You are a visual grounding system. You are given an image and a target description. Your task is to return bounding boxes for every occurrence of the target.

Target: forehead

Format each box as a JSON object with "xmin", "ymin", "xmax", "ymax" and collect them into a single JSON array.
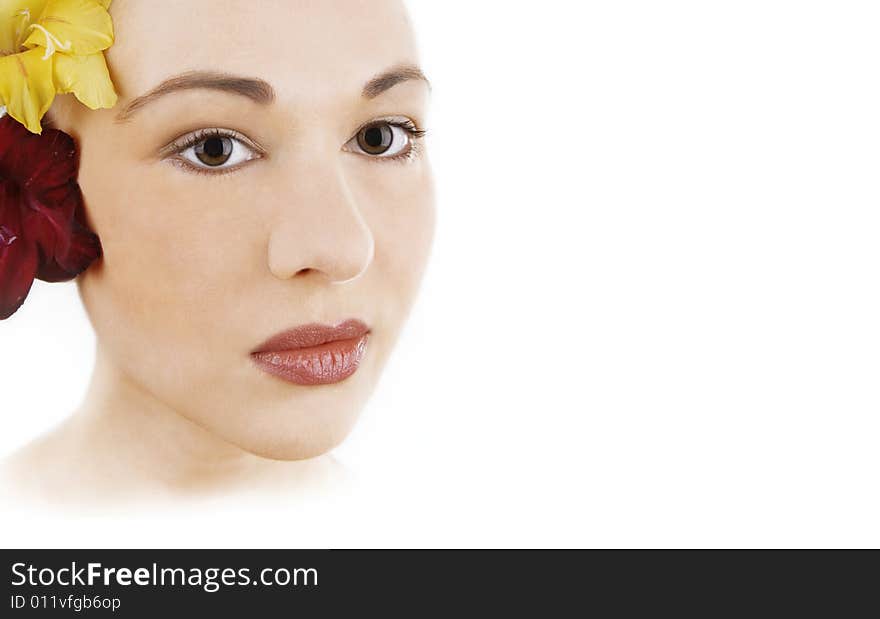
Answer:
[{"xmin": 106, "ymin": 0, "xmax": 417, "ymax": 102}]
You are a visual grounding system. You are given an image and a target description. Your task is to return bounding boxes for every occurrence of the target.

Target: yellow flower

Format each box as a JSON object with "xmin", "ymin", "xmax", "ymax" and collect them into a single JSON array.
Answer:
[
  {"xmin": 0, "ymin": 46, "xmax": 55, "ymax": 133},
  {"xmin": 0, "ymin": 0, "xmax": 116, "ymax": 134}
]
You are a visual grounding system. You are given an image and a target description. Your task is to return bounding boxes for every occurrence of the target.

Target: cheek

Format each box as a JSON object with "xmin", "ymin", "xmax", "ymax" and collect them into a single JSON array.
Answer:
[
  {"xmin": 360, "ymin": 160, "xmax": 436, "ymax": 303},
  {"xmin": 77, "ymin": 157, "xmax": 265, "ymax": 356}
]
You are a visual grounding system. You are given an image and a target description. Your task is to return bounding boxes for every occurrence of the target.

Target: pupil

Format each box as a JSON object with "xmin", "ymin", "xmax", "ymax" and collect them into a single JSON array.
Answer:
[
  {"xmin": 358, "ymin": 123, "xmax": 393, "ymax": 154},
  {"xmin": 365, "ymin": 127, "xmax": 384, "ymax": 148},
  {"xmin": 195, "ymin": 136, "xmax": 233, "ymax": 166},
  {"xmin": 203, "ymin": 137, "xmax": 225, "ymax": 158}
]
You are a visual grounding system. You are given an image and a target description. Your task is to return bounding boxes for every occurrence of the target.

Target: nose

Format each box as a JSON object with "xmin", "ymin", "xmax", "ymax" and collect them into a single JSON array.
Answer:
[{"xmin": 267, "ymin": 159, "xmax": 374, "ymax": 284}]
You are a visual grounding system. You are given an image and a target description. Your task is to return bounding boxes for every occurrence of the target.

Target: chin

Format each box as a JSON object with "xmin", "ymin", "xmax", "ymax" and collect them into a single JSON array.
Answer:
[
  {"xmin": 222, "ymin": 418, "xmax": 357, "ymax": 462},
  {"xmin": 244, "ymin": 439, "xmax": 344, "ymax": 462}
]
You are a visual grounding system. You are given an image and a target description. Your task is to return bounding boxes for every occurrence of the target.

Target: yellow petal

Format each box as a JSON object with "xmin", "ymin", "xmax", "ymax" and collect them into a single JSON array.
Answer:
[
  {"xmin": 0, "ymin": 0, "xmax": 48, "ymax": 53},
  {"xmin": 0, "ymin": 48, "xmax": 55, "ymax": 133},
  {"xmin": 53, "ymin": 50, "xmax": 116, "ymax": 109},
  {"xmin": 22, "ymin": 0, "xmax": 113, "ymax": 56}
]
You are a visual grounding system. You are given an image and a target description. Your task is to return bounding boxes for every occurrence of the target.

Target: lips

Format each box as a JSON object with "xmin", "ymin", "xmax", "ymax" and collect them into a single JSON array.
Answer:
[{"xmin": 250, "ymin": 319, "xmax": 370, "ymax": 386}]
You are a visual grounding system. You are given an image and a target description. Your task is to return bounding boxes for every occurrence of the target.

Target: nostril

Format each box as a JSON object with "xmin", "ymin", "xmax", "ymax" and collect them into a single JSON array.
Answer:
[{"xmin": 295, "ymin": 267, "xmax": 316, "ymax": 277}]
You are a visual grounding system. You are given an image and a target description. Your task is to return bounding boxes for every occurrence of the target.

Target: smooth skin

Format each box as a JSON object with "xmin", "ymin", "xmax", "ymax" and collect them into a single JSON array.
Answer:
[{"xmin": 3, "ymin": 0, "xmax": 435, "ymax": 502}]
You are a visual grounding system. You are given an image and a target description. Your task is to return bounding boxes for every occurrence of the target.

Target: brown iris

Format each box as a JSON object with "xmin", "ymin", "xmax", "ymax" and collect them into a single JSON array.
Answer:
[
  {"xmin": 195, "ymin": 136, "xmax": 233, "ymax": 166},
  {"xmin": 356, "ymin": 122, "xmax": 395, "ymax": 155}
]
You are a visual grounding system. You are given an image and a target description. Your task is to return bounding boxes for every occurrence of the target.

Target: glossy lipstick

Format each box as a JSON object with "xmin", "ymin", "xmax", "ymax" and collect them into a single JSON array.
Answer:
[{"xmin": 250, "ymin": 319, "xmax": 370, "ymax": 386}]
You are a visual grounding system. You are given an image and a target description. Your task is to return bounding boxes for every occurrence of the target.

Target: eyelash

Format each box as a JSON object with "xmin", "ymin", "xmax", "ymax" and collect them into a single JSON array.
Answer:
[{"xmin": 163, "ymin": 118, "xmax": 428, "ymax": 177}]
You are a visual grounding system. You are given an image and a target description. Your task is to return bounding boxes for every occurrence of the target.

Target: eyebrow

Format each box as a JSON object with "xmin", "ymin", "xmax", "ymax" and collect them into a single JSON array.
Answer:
[
  {"xmin": 362, "ymin": 64, "xmax": 431, "ymax": 99},
  {"xmin": 115, "ymin": 64, "xmax": 430, "ymax": 122},
  {"xmin": 116, "ymin": 71, "xmax": 275, "ymax": 122}
]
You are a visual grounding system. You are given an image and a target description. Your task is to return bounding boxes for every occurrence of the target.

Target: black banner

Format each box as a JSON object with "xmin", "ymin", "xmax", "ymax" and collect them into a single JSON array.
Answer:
[{"xmin": 0, "ymin": 549, "xmax": 875, "ymax": 615}]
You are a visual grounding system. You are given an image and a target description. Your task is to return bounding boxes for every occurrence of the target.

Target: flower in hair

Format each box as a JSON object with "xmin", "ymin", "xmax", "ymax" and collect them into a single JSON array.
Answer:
[
  {"xmin": 0, "ymin": 112, "xmax": 101, "ymax": 319},
  {"xmin": 0, "ymin": 0, "xmax": 117, "ymax": 134}
]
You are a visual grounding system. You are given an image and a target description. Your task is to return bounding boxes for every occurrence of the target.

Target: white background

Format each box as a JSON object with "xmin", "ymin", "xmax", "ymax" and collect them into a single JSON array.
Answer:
[{"xmin": 2, "ymin": 1, "xmax": 879, "ymax": 547}]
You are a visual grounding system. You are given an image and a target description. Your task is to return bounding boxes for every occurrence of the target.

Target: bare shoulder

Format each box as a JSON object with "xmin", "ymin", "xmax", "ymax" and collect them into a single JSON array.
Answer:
[{"xmin": 0, "ymin": 419, "xmax": 96, "ymax": 505}]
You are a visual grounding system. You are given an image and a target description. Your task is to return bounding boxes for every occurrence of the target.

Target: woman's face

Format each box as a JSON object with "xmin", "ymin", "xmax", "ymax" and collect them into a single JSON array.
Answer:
[{"xmin": 54, "ymin": 0, "xmax": 434, "ymax": 459}]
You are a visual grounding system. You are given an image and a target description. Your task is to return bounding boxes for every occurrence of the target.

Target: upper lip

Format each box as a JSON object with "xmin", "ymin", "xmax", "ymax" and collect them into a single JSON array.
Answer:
[{"xmin": 251, "ymin": 318, "xmax": 370, "ymax": 354}]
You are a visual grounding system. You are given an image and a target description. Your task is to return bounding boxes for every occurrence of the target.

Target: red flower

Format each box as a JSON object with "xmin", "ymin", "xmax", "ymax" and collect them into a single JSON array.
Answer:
[{"xmin": 0, "ymin": 114, "xmax": 101, "ymax": 320}]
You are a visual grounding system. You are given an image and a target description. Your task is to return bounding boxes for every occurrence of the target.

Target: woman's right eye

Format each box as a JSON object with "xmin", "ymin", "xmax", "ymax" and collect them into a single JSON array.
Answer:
[
  {"xmin": 179, "ymin": 135, "xmax": 259, "ymax": 171},
  {"xmin": 164, "ymin": 129, "xmax": 263, "ymax": 174}
]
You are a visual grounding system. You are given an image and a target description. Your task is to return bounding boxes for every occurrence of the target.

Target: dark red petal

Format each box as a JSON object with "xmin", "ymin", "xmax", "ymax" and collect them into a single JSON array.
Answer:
[
  {"xmin": 0, "ymin": 116, "xmax": 79, "ymax": 191},
  {"xmin": 0, "ymin": 180, "xmax": 39, "ymax": 320},
  {"xmin": 25, "ymin": 182, "xmax": 102, "ymax": 282},
  {"xmin": 36, "ymin": 216, "xmax": 102, "ymax": 282},
  {"xmin": 0, "ymin": 115, "xmax": 101, "ymax": 300},
  {"xmin": 21, "ymin": 181, "xmax": 80, "ymax": 266},
  {"xmin": 41, "ymin": 184, "xmax": 102, "ymax": 280}
]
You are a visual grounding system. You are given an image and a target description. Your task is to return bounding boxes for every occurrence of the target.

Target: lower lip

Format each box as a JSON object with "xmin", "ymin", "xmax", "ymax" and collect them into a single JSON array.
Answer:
[{"xmin": 250, "ymin": 333, "xmax": 369, "ymax": 386}]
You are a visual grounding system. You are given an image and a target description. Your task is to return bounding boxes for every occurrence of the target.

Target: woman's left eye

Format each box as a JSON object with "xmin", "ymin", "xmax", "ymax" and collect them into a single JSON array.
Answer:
[
  {"xmin": 170, "ymin": 131, "xmax": 261, "ymax": 172},
  {"xmin": 343, "ymin": 119, "xmax": 424, "ymax": 159}
]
